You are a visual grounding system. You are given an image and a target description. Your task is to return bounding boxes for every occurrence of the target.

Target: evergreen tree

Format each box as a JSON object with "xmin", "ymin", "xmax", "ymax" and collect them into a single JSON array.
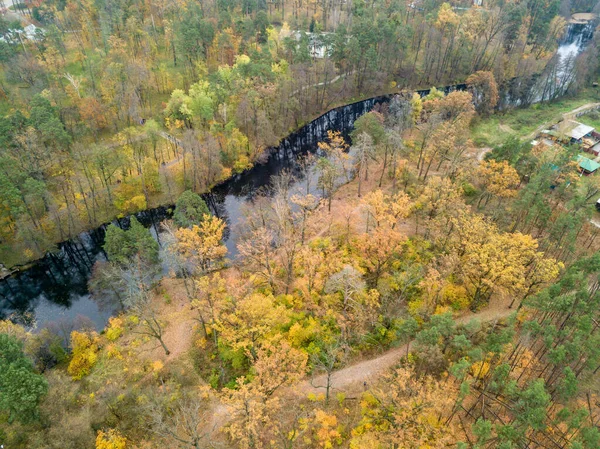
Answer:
[
  {"xmin": 173, "ymin": 190, "xmax": 210, "ymax": 228},
  {"xmin": 104, "ymin": 216, "xmax": 159, "ymax": 267},
  {"xmin": 0, "ymin": 334, "xmax": 47, "ymax": 423}
]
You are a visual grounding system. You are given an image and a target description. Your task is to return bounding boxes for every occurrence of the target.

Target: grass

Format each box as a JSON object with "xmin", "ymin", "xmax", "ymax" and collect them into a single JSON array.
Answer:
[
  {"xmin": 575, "ymin": 109, "xmax": 600, "ymax": 130},
  {"xmin": 0, "ymin": 98, "xmax": 11, "ymax": 116},
  {"xmin": 470, "ymin": 88, "xmax": 600, "ymax": 148}
]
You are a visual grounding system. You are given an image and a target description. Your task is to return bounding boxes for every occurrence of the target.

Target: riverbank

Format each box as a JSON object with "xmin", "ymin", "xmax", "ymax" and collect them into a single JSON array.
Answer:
[
  {"xmin": 1, "ymin": 80, "xmax": 585, "ymax": 272},
  {"xmin": 1, "ymin": 85, "xmax": 597, "ymax": 324},
  {"xmin": 0, "ymin": 77, "xmax": 453, "ymax": 270},
  {"xmin": 0, "ymin": 93, "xmax": 389, "ymax": 327},
  {"xmin": 3, "ymin": 11, "xmax": 595, "ymax": 270}
]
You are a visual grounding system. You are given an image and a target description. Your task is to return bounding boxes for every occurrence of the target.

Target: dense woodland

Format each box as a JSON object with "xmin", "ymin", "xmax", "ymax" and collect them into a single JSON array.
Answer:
[
  {"xmin": 3, "ymin": 0, "xmax": 600, "ymax": 448},
  {"xmin": 0, "ymin": 0, "xmax": 597, "ymax": 266}
]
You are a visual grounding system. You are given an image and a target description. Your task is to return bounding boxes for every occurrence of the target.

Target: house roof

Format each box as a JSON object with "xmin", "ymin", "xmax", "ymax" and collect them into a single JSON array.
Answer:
[
  {"xmin": 558, "ymin": 120, "xmax": 595, "ymax": 140},
  {"xmin": 571, "ymin": 124, "xmax": 595, "ymax": 140},
  {"xmin": 577, "ymin": 155, "xmax": 600, "ymax": 173}
]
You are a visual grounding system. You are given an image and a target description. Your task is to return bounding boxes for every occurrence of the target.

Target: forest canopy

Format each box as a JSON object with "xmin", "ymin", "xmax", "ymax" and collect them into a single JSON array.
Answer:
[
  {"xmin": 0, "ymin": 0, "xmax": 590, "ymax": 266},
  {"xmin": 2, "ymin": 0, "xmax": 600, "ymax": 448}
]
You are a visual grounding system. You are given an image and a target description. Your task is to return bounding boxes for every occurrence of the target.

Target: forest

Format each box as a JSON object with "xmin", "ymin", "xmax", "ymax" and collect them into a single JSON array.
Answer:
[
  {"xmin": 0, "ymin": 0, "xmax": 592, "ymax": 266},
  {"xmin": 2, "ymin": 0, "xmax": 600, "ymax": 448}
]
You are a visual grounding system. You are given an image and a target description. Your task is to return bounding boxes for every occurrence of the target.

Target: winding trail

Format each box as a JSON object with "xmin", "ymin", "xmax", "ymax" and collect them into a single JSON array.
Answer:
[
  {"xmin": 302, "ymin": 306, "xmax": 515, "ymax": 396},
  {"xmin": 204, "ymin": 305, "xmax": 516, "ymax": 436},
  {"xmin": 290, "ymin": 71, "xmax": 354, "ymax": 96}
]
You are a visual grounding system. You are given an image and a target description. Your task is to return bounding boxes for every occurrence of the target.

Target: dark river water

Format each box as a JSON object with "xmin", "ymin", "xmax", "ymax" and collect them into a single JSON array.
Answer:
[
  {"xmin": 0, "ymin": 95, "xmax": 391, "ymax": 330},
  {"xmin": 0, "ymin": 19, "xmax": 595, "ymax": 331}
]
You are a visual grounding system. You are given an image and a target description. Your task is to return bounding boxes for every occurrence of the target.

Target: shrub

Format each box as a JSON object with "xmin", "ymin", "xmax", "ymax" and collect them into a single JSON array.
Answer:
[
  {"xmin": 105, "ymin": 317, "xmax": 124, "ymax": 342},
  {"xmin": 473, "ymin": 136, "xmax": 489, "ymax": 147}
]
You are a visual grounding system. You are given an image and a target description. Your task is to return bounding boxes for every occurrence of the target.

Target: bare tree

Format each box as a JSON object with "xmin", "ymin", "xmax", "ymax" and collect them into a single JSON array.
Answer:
[
  {"xmin": 271, "ymin": 172, "xmax": 302, "ymax": 294},
  {"xmin": 309, "ymin": 338, "xmax": 348, "ymax": 405},
  {"xmin": 117, "ymin": 260, "xmax": 171, "ymax": 356},
  {"xmin": 146, "ymin": 392, "xmax": 213, "ymax": 449},
  {"xmin": 352, "ymin": 132, "xmax": 375, "ymax": 197},
  {"xmin": 325, "ymin": 265, "xmax": 367, "ymax": 316}
]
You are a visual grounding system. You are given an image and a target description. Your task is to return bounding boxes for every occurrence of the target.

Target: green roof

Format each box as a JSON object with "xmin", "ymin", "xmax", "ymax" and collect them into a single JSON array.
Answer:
[{"xmin": 577, "ymin": 155, "xmax": 600, "ymax": 173}]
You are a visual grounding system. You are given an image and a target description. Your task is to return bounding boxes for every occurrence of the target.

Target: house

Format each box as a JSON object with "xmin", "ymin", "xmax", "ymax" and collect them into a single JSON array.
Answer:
[
  {"xmin": 0, "ymin": 23, "xmax": 42, "ymax": 43},
  {"xmin": 555, "ymin": 120, "xmax": 595, "ymax": 144},
  {"xmin": 587, "ymin": 142, "xmax": 600, "ymax": 157},
  {"xmin": 577, "ymin": 155, "xmax": 600, "ymax": 175}
]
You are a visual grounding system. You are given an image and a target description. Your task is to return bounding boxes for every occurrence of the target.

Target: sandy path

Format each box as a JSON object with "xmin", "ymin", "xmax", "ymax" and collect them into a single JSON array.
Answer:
[
  {"xmin": 202, "ymin": 304, "xmax": 516, "ymax": 438},
  {"xmin": 476, "ymin": 147, "xmax": 492, "ymax": 161},
  {"xmin": 301, "ymin": 306, "xmax": 515, "ymax": 396}
]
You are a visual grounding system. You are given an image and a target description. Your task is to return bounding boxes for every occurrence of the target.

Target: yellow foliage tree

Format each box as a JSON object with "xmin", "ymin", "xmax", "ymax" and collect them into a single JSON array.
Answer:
[
  {"xmin": 222, "ymin": 342, "xmax": 307, "ymax": 449},
  {"xmin": 361, "ymin": 189, "xmax": 411, "ymax": 230},
  {"xmin": 477, "ymin": 159, "xmax": 520, "ymax": 207},
  {"xmin": 355, "ymin": 226, "xmax": 406, "ymax": 286},
  {"xmin": 295, "ymin": 238, "xmax": 344, "ymax": 299},
  {"xmin": 68, "ymin": 331, "xmax": 100, "ymax": 380},
  {"xmin": 192, "ymin": 272, "xmax": 229, "ymax": 345},
  {"xmin": 105, "ymin": 316, "xmax": 124, "ymax": 341},
  {"xmin": 96, "ymin": 429, "xmax": 127, "ymax": 449},
  {"xmin": 414, "ymin": 176, "xmax": 468, "ymax": 239},
  {"xmin": 357, "ymin": 190, "xmax": 411, "ymax": 285},
  {"xmin": 174, "ymin": 214, "xmax": 227, "ymax": 273},
  {"xmin": 350, "ymin": 367, "xmax": 458, "ymax": 448},
  {"xmin": 466, "ymin": 71, "xmax": 499, "ymax": 115},
  {"xmin": 312, "ymin": 409, "xmax": 342, "ymax": 449},
  {"xmin": 216, "ymin": 292, "xmax": 289, "ymax": 360},
  {"xmin": 318, "ymin": 130, "xmax": 351, "ymax": 181},
  {"xmin": 459, "ymin": 228, "xmax": 557, "ymax": 307}
]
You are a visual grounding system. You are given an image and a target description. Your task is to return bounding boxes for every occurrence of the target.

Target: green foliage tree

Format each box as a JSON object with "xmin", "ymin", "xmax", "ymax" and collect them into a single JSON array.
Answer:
[
  {"xmin": 0, "ymin": 333, "xmax": 48, "ymax": 423},
  {"xmin": 173, "ymin": 190, "xmax": 210, "ymax": 228},
  {"xmin": 351, "ymin": 111, "xmax": 386, "ymax": 145},
  {"xmin": 103, "ymin": 216, "xmax": 159, "ymax": 267}
]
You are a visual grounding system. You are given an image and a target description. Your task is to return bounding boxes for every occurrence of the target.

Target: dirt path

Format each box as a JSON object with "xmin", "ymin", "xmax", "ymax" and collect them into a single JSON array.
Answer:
[
  {"xmin": 564, "ymin": 102, "xmax": 600, "ymax": 118},
  {"xmin": 476, "ymin": 147, "xmax": 492, "ymax": 161},
  {"xmin": 301, "ymin": 306, "xmax": 515, "ymax": 396},
  {"xmin": 290, "ymin": 71, "xmax": 354, "ymax": 96},
  {"xmin": 202, "ymin": 304, "xmax": 516, "ymax": 437}
]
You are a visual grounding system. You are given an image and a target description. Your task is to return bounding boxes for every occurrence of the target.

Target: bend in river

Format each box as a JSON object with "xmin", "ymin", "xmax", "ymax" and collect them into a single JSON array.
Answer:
[
  {"xmin": 0, "ymin": 18, "xmax": 595, "ymax": 331},
  {"xmin": 0, "ymin": 95, "xmax": 389, "ymax": 330}
]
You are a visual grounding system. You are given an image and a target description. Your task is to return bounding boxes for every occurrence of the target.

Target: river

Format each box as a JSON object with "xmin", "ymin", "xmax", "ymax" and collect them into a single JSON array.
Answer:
[
  {"xmin": 498, "ymin": 19, "xmax": 596, "ymax": 108},
  {"xmin": 0, "ymin": 18, "xmax": 596, "ymax": 331},
  {"xmin": 0, "ymin": 96, "xmax": 390, "ymax": 330}
]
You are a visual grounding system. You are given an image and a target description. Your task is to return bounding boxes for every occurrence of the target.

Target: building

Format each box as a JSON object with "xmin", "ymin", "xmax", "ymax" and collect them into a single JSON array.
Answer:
[
  {"xmin": 588, "ymin": 142, "xmax": 600, "ymax": 157},
  {"xmin": 556, "ymin": 120, "xmax": 595, "ymax": 143},
  {"xmin": 577, "ymin": 155, "xmax": 600, "ymax": 175}
]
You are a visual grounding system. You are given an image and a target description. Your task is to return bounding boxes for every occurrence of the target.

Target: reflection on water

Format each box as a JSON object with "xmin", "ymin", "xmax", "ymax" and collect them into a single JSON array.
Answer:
[
  {"xmin": 1, "ymin": 19, "xmax": 596, "ymax": 330},
  {"xmin": 0, "ymin": 96, "xmax": 388, "ymax": 330},
  {"xmin": 499, "ymin": 21, "xmax": 596, "ymax": 108}
]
